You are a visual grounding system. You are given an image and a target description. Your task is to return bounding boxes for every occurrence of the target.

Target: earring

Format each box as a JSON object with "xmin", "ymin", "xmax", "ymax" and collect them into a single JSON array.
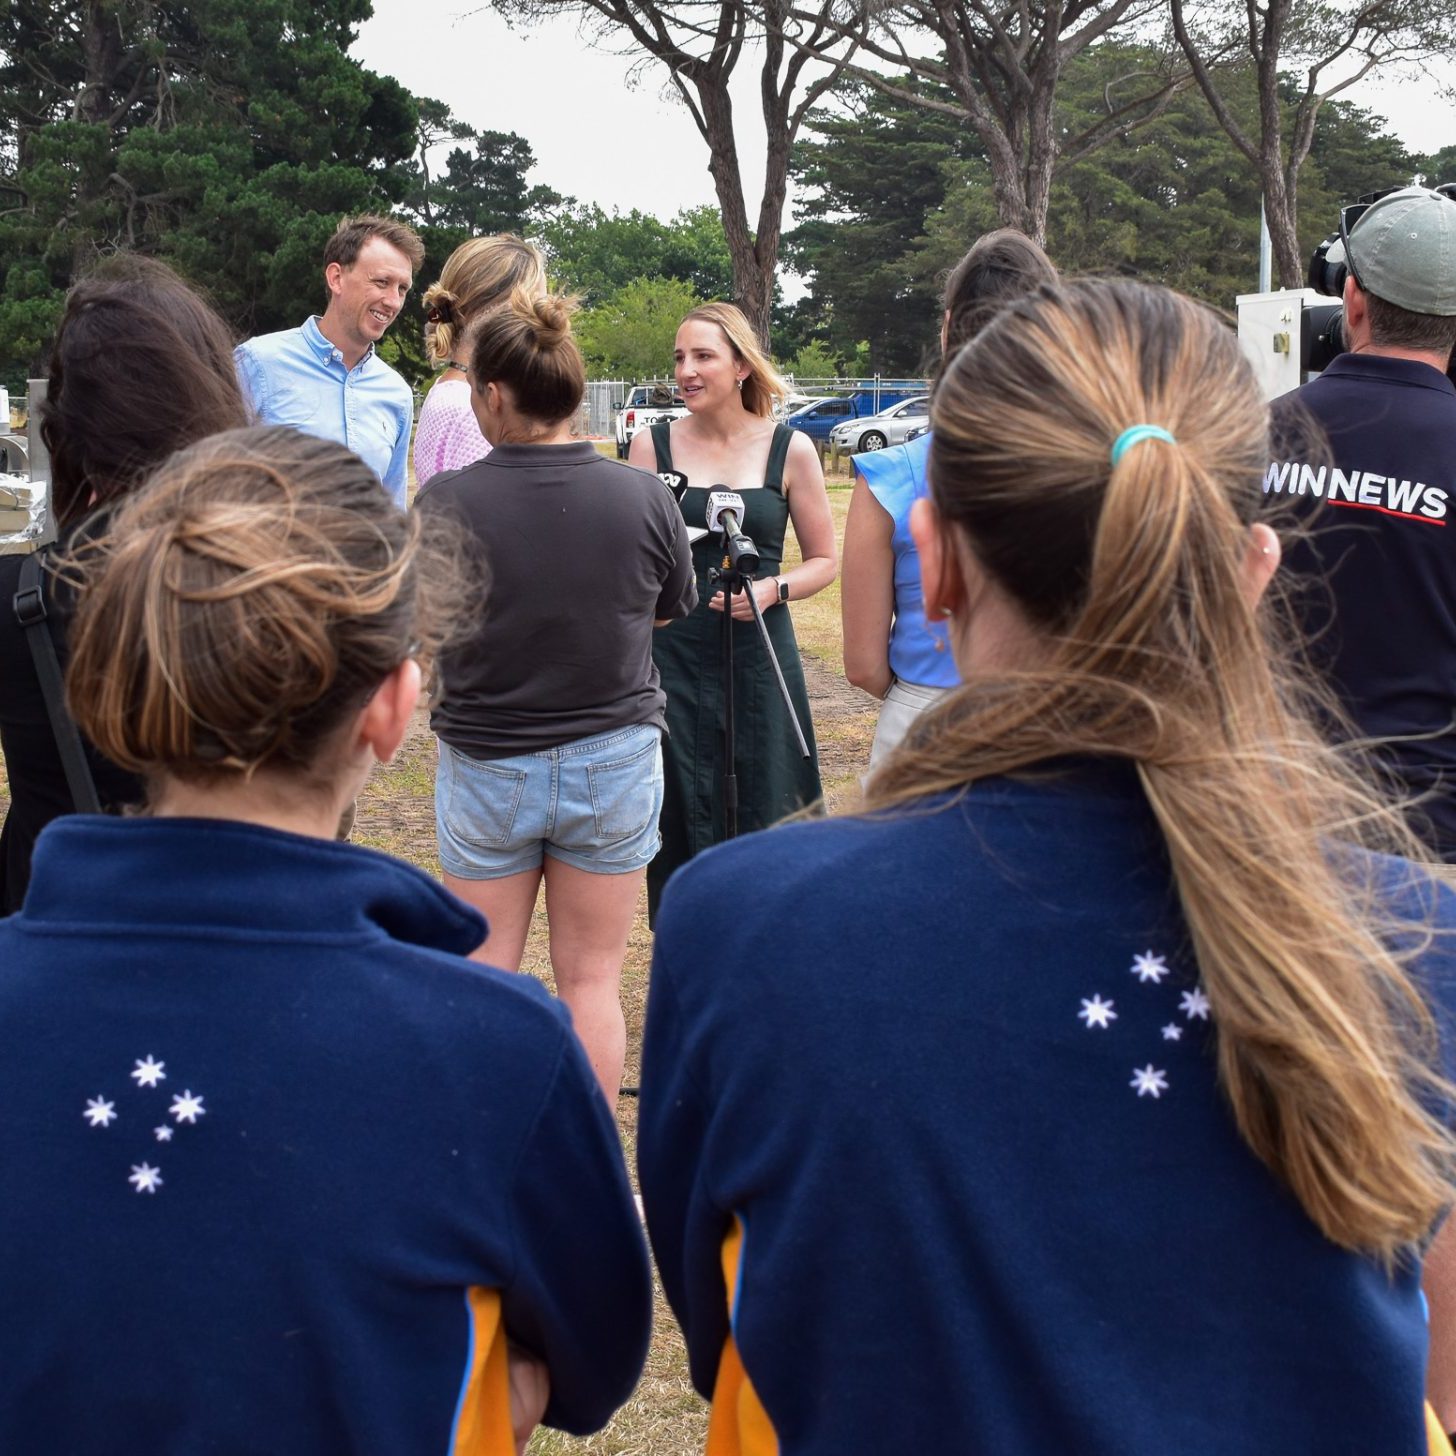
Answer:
[{"xmin": 736, "ymin": 378, "xmax": 744, "ymax": 391}]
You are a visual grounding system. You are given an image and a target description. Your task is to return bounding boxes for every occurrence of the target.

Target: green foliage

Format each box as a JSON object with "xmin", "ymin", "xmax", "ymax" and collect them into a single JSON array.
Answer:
[
  {"xmin": 784, "ymin": 77, "xmax": 980, "ymax": 374},
  {"xmin": 786, "ymin": 41, "xmax": 1432, "ymax": 367},
  {"xmin": 0, "ymin": 0, "xmax": 422, "ymax": 380},
  {"xmin": 541, "ymin": 204, "xmax": 734, "ymax": 307},
  {"xmin": 422, "ymin": 132, "xmax": 562, "ymax": 234},
  {"xmin": 1418, "ymin": 146, "xmax": 1456, "ymax": 187},
  {"xmin": 574, "ymin": 276, "xmax": 702, "ymax": 379},
  {"xmin": 389, "ymin": 112, "xmax": 561, "ymax": 387},
  {"xmin": 783, "ymin": 340, "xmax": 846, "ymax": 380}
]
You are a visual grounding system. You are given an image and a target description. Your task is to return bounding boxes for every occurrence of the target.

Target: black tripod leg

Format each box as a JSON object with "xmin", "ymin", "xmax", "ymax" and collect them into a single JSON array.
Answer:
[
  {"xmin": 745, "ymin": 584, "xmax": 811, "ymax": 759},
  {"xmin": 717, "ymin": 571, "xmax": 739, "ymax": 838}
]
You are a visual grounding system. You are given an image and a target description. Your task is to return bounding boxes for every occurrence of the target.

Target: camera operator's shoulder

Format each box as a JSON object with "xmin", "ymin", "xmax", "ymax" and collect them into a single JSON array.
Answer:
[{"xmin": 1267, "ymin": 385, "xmax": 1333, "ymax": 465}]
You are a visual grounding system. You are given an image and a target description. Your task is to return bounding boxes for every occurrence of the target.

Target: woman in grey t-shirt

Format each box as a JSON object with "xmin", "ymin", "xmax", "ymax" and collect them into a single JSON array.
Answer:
[{"xmin": 416, "ymin": 289, "xmax": 695, "ymax": 1098}]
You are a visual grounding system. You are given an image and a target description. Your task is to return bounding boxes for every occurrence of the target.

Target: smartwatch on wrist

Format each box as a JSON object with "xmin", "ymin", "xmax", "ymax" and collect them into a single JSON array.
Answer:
[{"xmin": 776, "ymin": 577, "xmax": 790, "ymax": 606}]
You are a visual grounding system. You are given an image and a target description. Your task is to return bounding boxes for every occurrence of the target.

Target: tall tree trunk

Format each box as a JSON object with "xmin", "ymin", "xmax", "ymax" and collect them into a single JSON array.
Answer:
[
  {"xmin": 1262, "ymin": 163, "xmax": 1303, "ymax": 288},
  {"xmin": 699, "ymin": 76, "xmax": 775, "ymax": 345}
]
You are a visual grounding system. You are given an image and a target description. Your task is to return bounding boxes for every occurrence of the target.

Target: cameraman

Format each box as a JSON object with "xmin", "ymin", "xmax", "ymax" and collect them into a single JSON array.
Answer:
[{"xmin": 1269, "ymin": 185, "xmax": 1456, "ymax": 859}]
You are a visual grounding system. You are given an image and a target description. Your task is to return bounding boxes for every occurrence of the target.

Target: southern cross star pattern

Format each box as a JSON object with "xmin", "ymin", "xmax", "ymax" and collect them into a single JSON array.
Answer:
[
  {"xmin": 1075, "ymin": 948, "xmax": 1212, "ymax": 1099},
  {"xmin": 131, "ymin": 1055, "xmax": 166, "ymax": 1087},
  {"xmin": 80, "ymin": 1055, "xmax": 206, "ymax": 1194}
]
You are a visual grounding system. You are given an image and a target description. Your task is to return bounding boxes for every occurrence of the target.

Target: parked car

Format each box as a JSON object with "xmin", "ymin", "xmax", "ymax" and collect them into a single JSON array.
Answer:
[
  {"xmin": 786, "ymin": 390, "xmax": 924, "ymax": 447},
  {"xmin": 613, "ymin": 384, "xmax": 689, "ymax": 459},
  {"xmin": 828, "ymin": 395, "xmax": 931, "ymax": 454}
]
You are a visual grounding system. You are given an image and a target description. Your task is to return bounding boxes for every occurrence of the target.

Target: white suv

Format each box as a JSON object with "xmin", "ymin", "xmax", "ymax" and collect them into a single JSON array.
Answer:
[{"xmin": 613, "ymin": 385, "xmax": 689, "ymax": 459}]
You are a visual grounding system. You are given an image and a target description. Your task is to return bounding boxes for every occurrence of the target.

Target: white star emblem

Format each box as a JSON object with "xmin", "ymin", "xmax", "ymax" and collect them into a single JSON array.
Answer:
[
  {"xmin": 84, "ymin": 1096, "xmax": 117, "ymax": 1128},
  {"xmin": 1179, "ymin": 988, "xmax": 1211, "ymax": 1020},
  {"xmin": 168, "ymin": 1090, "xmax": 205, "ymax": 1124},
  {"xmin": 1130, "ymin": 951, "xmax": 1169, "ymax": 983},
  {"xmin": 1161, "ymin": 1023, "xmax": 1183, "ymax": 1041},
  {"xmin": 128, "ymin": 1163, "xmax": 163, "ymax": 1195},
  {"xmin": 1078, "ymin": 994, "xmax": 1117, "ymax": 1029},
  {"xmin": 131, "ymin": 1056, "xmax": 166, "ymax": 1088},
  {"xmin": 154, "ymin": 1126, "xmax": 174, "ymax": 1142},
  {"xmin": 1130, "ymin": 1065, "xmax": 1169, "ymax": 1098}
]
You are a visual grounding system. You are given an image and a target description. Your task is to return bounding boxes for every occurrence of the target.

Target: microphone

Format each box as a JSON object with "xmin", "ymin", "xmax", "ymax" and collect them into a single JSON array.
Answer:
[
  {"xmin": 706, "ymin": 489, "xmax": 759, "ymax": 575},
  {"xmin": 705, "ymin": 489, "xmax": 744, "ymax": 535},
  {"xmin": 657, "ymin": 470, "xmax": 689, "ymax": 503}
]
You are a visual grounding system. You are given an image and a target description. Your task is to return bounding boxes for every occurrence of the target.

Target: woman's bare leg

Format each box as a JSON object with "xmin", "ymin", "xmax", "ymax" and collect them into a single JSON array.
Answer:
[
  {"xmin": 443, "ymin": 868, "xmax": 543, "ymax": 973},
  {"xmin": 541, "ymin": 859, "xmax": 642, "ymax": 1099}
]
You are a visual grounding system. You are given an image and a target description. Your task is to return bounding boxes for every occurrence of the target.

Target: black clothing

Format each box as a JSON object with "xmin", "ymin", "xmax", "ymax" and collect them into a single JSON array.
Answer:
[
  {"xmin": 1269, "ymin": 353, "xmax": 1456, "ymax": 855},
  {"xmin": 646, "ymin": 422, "xmax": 821, "ymax": 921},
  {"xmin": 0, "ymin": 541, "xmax": 143, "ymax": 915},
  {"xmin": 416, "ymin": 441, "xmax": 696, "ymax": 760}
]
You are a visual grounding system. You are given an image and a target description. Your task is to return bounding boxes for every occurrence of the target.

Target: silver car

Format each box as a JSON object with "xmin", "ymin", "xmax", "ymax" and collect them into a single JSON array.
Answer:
[{"xmin": 829, "ymin": 395, "xmax": 931, "ymax": 454}]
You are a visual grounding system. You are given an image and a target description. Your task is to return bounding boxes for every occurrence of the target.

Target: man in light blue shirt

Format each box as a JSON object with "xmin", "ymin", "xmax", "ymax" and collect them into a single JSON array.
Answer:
[{"xmin": 235, "ymin": 215, "xmax": 423, "ymax": 507}]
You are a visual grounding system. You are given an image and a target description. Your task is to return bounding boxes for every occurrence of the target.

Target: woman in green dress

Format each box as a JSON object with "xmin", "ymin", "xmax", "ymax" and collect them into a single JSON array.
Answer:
[{"xmin": 629, "ymin": 303, "xmax": 837, "ymax": 920}]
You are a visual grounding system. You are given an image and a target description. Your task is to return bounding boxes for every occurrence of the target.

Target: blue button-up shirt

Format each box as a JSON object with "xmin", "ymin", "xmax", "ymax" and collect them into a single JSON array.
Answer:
[{"xmin": 234, "ymin": 317, "xmax": 414, "ymax": 507}]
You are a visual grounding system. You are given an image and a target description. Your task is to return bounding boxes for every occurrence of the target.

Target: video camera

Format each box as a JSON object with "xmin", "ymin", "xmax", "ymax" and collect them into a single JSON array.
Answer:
[{"xmin": 1236, "ymin": 183, "xmax": 1456, "ymax": 400}]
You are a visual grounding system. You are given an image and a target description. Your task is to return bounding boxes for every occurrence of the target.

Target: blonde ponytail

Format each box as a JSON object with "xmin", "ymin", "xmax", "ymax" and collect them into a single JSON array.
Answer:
[{"xmin": 864, "ymin": 279, "xmax": 1455, "ymax": 1258}]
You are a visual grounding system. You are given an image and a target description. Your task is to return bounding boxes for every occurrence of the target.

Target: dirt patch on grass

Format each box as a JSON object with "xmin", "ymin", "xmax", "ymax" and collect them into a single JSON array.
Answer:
[{"xmin": 803, "ymin": 649, "xmax": 877, "ymax": 807}]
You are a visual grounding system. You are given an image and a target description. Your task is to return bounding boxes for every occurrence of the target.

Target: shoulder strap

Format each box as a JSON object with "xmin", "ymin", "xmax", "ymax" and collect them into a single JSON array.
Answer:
[
  {"xmin": 14, "ymin": 552, "xmax": 102, "ymax": 814},
  {"xmin": 649, "ymin": 422, "xmax": 674, "ymax": 473},
  {"xmin": 764, "ymin": 423, "xmax": 793, "ymax": 493}
]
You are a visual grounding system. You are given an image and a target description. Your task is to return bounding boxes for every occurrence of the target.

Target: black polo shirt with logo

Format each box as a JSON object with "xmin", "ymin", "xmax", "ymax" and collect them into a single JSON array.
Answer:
[{"xmin": 1268, "ymin": 353, "xmax": 1456, "ymax": 855}]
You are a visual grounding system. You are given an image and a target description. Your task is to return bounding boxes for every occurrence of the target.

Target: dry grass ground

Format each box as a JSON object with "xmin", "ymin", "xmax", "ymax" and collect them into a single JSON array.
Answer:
[{"xmin": 0, "ymin": 466, "xmax": 878, "ymax": 1453}]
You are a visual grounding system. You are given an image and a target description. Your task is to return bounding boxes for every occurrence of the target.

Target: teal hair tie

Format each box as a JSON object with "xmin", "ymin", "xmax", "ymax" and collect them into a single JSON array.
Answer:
[{"xmin": 1110, "ymin": 424, "xmax": 1175, "ymax": 465}]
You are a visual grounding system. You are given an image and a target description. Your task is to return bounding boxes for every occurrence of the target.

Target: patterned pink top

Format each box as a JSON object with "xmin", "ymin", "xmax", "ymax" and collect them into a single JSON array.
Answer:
[{"xmin": 412, "ymin": 379, "xmax": 490, "ymax": 489}]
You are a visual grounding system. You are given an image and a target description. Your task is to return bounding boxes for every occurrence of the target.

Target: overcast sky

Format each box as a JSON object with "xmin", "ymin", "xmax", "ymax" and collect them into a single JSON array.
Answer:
[{"xmin": 352, "ymin": 2, "xmax": 1454, "ymax": 229}]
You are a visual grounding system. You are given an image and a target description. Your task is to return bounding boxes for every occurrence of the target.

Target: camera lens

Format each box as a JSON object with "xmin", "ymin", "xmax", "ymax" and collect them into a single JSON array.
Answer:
[
  {"xmin": 1304, "ymin": 303, "xmax": 1345, "ymax": 372},
  {"xmin": 1307, "ymin": 233, "xmax": 1348, "ymax": 298}
]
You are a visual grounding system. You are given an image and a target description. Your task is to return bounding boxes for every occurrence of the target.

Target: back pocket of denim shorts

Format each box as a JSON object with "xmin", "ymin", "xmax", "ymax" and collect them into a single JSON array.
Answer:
[
  {"xmin": 443, "ymin": 749, "xmax": 529, "ymax": 849},
  {"xmin": 587, "ymin": 735, "xmax": 661, "ymax": 841}
]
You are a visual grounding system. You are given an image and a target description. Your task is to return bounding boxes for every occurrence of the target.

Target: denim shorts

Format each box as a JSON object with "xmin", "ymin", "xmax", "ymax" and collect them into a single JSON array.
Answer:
[{"xmin": 436, "ymin": 723, "xmax": 664, "ymax": 879}]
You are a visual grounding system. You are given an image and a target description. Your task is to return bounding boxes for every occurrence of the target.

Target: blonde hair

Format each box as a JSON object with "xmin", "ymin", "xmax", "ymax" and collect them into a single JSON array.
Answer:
[
  {"xmin": 469, "ymin": 287, "xmax": 585, "ymax": 426},
  {"xmin": 680, "ymin": 302, "xmax": 788, "ymax": 418},
  {"xmin": 422, "ymin": 234, "xmax": 547, "ymax": 368},
  {"xmin": 866, "ymin": 278, "xmax": 1455, "ymax": 1259},
  {"xmin": 66, "ymin": 426, "xmax": 454, "ymax": 793}
]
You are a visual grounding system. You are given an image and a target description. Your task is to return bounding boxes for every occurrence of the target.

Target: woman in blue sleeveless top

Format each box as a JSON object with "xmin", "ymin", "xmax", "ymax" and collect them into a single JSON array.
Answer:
[{"xmin": 843, "ymin": 230, "xmax": 1056, "ymax": 766}]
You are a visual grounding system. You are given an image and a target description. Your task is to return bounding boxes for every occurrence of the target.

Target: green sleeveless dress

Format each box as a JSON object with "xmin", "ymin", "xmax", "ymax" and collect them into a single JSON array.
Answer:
[{"xmin": 648, "ymin": 422, "xmax": 822, "ymax": 921}]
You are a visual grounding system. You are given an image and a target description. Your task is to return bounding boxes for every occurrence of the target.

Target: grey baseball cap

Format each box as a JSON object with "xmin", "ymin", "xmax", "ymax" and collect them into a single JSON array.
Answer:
[{"xmin": 1347, "ymin": 185, "xmax": 1456, "ymax": 316}]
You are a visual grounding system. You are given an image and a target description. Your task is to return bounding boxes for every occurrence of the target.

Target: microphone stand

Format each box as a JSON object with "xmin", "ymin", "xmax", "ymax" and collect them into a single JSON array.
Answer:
[
  {"xmin": 710, "ymin": 530, "xmax": 811, "ymax": 841},
  {"xmin": 619, "ymin": 499, "xmax": 812, "ymax": 1105}
]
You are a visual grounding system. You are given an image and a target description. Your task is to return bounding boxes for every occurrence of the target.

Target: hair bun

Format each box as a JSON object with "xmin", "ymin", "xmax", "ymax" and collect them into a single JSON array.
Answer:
[{"xmin": 514, "ymin": 287, "xmax": 575, "ymax": 349}]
